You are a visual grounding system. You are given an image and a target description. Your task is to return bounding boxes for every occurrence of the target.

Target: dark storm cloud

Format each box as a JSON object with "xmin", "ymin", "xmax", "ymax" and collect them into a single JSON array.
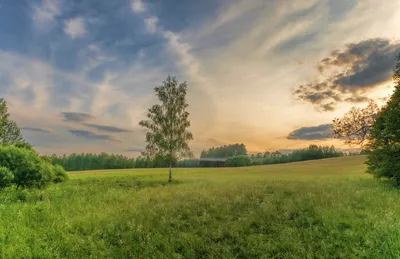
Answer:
[
  {"xmin": 287, "ymin": 124, "xmax": 333, "ymax": 140},
  {"xmin": 21, "ymin": 127, "xmax": 55, "ymax": 134},
  {"xmin": 294, "ymin": 38, "xmax": 400, "ymax": 111},
  {"xmin": 83, "ymin": 123, "xmax": 132, "ymax": 133},
  {"xmin": 69, "ymin": 129, "xmax": 121, "ymax": 142},
  {"xmin": 61, "ymin": 112, "xmax": 94, "ymax": 122}
]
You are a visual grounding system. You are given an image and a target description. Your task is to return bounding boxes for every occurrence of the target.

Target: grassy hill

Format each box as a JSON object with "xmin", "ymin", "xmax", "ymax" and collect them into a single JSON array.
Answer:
[{"xmin": 1, "ymin": 156, "xmax": 400, "ymax": 258}]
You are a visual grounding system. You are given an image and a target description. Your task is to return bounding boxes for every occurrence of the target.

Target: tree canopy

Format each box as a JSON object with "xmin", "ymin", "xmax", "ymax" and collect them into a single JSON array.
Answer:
[{"xmin": 139, "ymin": 76, "xmax": 193, "ymax": 181}]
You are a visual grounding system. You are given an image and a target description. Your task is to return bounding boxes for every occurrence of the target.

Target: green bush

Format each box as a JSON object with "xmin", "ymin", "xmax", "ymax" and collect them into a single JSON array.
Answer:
[
  {"xmin": 0, "ymin": 166, "xmax": 14, "ymax": 189},
  {"xmin": 0, "ymin": 145, "xmax": 66, "ymax": 189},
  {"xmin": 225, "ymin": 155, "xmax": 252, "ymax": 167},
  {"xmin": 52, "ymin": 165, "xmax": 69, "ymax": 183}
]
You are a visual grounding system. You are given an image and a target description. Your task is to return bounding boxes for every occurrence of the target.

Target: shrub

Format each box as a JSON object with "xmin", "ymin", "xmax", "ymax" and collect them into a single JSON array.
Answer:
[
  {"xmin": 0, "ymin": 166, "xmax": 14, "ymax": 189},
  {"xmin": 52, "ymin": 165, "xmax": 69, "ymax": 183},
  {"xmin": 37, "ymin": 161, "xmax": 55, "ymax": 188},
  {"xmin": 0, "ymin": 145, "xmax": 62, "ymax": 189}
]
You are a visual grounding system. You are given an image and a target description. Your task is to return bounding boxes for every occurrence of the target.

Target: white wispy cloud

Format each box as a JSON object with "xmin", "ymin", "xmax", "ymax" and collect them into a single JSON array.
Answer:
[
  {"xmin": 144, "ymin": 17, "xmax": 158, "ymax": 34},
  {"xmin": 131, "ymin": 0, "xmax": 145, "ymax": 13},
  {"xmin": 32, "ymin": 0, "xmax": 60, "ymax": 22},
  {"xmin": 64, "ymin": 18, "xmax": 87, "ymax": 39}
]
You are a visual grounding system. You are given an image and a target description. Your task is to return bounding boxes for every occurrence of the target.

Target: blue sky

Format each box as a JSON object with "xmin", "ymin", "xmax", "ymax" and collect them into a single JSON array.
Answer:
[{"xmin": 1, "ymin": 0, "xmax": 400, "ymax": 156}]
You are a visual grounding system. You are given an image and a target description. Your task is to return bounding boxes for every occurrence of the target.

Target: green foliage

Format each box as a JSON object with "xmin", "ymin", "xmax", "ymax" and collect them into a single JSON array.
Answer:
[
  {"xmin": 366, "ymin": 54, "xmax": 400, "ymax": 184},
  {"xmin": 15, "ymin": 141, "xmax": 35, "ymax": 151},
  {"xmin": 0, "ymin": 145, "xmax": 66, "ymax": 189},
  {"xmin": 0, "ymin": 166, "xmax": 14, "ymax": 189},
  {"xmin": 139, "ymin": 76, "xmax": 194, "ymax": 181},
  {"xmin": 201, "ymin": 143, "xmax": 247, "ymax": 158},
  {"xmin": 49, "ymin": 152, "xmax": 136, "ymax": 171},
  {"xmin": 225, "ymin": 155, "xmax": 252, "ymax": 167},
  {"xmin": 394, "ymin": 53, "xmax": 400, "ymax": 84},
  {"xmin": 249, "ymin": 145, "xmax": 344, "ymax": 166},
  {"xmin": 52, "ymin": 165, "xmax": 69, "ymax": 183},
  {"xmin": 0, "ymin": 98, "xmax": 25, "ymax": 145}
]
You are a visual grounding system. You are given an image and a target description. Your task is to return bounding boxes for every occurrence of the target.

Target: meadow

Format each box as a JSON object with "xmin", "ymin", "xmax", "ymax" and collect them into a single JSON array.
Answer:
[{"xmin": 0, "ymin": 156, "xmax": 400, "ymax": 258}]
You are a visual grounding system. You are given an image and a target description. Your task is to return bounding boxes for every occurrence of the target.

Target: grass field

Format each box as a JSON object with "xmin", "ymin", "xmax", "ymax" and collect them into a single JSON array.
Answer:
[{"xmin": 1, "ymin": 156, "xmax": 400, "ymax": 258}]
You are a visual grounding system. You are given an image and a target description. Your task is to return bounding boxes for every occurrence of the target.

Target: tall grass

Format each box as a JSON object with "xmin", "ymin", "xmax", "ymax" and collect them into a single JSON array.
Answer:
[{"xmin": 0, "ymin": 156, "xmax": 399, "ymax": 258}]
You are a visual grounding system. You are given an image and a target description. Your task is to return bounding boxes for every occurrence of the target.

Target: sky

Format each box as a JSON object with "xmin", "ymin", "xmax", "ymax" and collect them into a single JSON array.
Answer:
[{"xmin": 1, "ymin": 0, "xmax": 400, "ymax": 157}]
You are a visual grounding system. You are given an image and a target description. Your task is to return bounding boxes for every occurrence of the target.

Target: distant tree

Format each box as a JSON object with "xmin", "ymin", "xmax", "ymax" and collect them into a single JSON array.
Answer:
[
  {"xmin": 50, "ymin": 153, "xmax": 136, "ymax": 171},
  {"xmin": 225, "ymin": 155, "xmax": 252, "ymax": 167},
  {"xmin": 332, "ymin": 100, "xmax": 380, "ymax": 146},
  {"xmin": 0, "ymin": 98, "xmax": 25, "ymax": 145},
  {"xmin": 201, "ymin": 143, "xmax": 247, "ymax": 158},
  {"xmin": 366, "ymin": 54, "xmax": 400, "ymax": 185},
  {"xmin": 139, "ymin": 76, "xmax": 194, "ymax": 182}
]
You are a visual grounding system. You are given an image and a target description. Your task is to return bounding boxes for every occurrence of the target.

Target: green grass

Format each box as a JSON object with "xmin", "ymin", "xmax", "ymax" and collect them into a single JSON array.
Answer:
[{"xmin": 1, "ymin": 156, "xmax": 400, "ymax": 258}]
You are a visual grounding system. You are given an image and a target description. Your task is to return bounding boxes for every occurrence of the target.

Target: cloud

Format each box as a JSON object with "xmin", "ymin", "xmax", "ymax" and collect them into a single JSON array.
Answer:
[
  {"xmin": 131, "ymin": 0, "xmax": 145, "ymax": 13},
  {"xmin": 294, "ymin": 38, "xmax": 400, "ymax": 111},
  {"xmin": 61, "ymin": 112, "xmax": 94, "ymax": 122},
  {"xmin": 69, "ymin": 130, "xmax": 122, "ymax": 142},
  {"xmin": 64, "ymin": 18, "xmax": 87, "ymax": 39},
  {"xmin": 21, "ymin": 127, "xmax": 55, "ymax": 134},
  {"xmin": 83, "ymin": 123, "xmax": 133, "ymax": 133},
  {"xmin": 287, "ymin": 124, "xmax": 333, "ymax": 140},
  {"xmin": 126, "ymin": 147, "xmax": 143, "ymax": 153},
  {"xmin": 144, "ymin": 17, "xmax": 158, "ymax": 34},
  {"xmin": 32, "ymin": 0, "xmax": 60, "ymax": 23}
]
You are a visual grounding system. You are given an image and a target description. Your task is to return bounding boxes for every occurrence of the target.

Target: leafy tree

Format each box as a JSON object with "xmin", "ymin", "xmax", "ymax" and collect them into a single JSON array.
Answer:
[
  {"xmin": 366, "ymin": 54, "xmax": 400, "ymax": 184},
  {"xmin": 49, "ymin": 153, "xmax": 136, "ymax": 171},
  {"xmin": 332, "ymin": 100, "xmax": 380, "ymax": 146},
  {"xmin": 201, "ymin": 143, "xmax": 247, "ymax": 158},
  {"xmin": 0, "ymin": 145, "xmax": 57, "ymax": 189},
  {"xmin": 139, "ymin": 76, "xmax": 193, "ymax": 182},
  {"xmin": 0, "ymin": 98, "xmax": 25, "ymax": 145}
]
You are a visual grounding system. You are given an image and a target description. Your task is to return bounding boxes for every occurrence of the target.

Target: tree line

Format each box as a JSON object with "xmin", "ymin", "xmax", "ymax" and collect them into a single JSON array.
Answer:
[
  {"xmin": 178, "ymin": 144, "xmax": 346, "ymax": 168},
  {"xmin": 47, "ymin": 144, "xmax": 349, "ymax": 171},
  {"xmin": 47, "ymin": 153, "xmax": 136, "ymax": 171},
  {"xmin": 200, "ymin": 143, "xmax": 247, "ymax": 158}
]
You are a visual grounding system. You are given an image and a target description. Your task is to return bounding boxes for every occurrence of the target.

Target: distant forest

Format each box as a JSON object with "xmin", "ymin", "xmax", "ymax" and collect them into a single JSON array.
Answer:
[{"xmin": 48, "ymin": 144, "xmax": 361, "ymax": 171}]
